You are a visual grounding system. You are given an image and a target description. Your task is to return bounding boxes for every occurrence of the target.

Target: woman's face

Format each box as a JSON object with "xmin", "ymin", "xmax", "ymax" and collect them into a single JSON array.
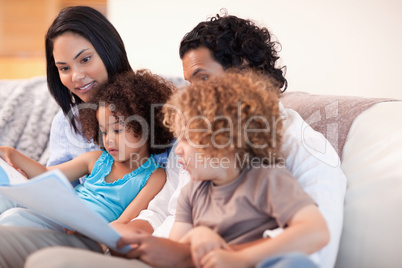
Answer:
[{"xmin": 53, "ymin": 32, "xmax": 108, "ymax": 102}]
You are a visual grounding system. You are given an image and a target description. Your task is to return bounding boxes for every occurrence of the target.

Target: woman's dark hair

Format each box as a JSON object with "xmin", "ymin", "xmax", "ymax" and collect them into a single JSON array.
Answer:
[
  {"xmin": 45, "ymin": 6, "xmax": 132, "ymax": 132},
  {"xmin": 80, "ymin": 70, "xmax": 175, "ymax": 155},
  {"xmin": 179, "ymin": 11, "xmax": 287, "ymax": 92}
]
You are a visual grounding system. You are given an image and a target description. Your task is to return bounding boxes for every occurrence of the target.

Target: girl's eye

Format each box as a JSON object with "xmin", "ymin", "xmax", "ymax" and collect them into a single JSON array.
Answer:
[{"xmin": 114, "ymin": 129, "xmax": 122, "ymax": 134}]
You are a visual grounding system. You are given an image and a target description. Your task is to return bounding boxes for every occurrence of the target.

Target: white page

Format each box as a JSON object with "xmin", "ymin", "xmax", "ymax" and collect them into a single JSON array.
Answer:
[
  {"xmin": 0, "ymin": 166, "xmax": 131, "ymax": 253},
  {"xmin": 0, "ymin": 158, "xmax": 29, "ymax": 184}
]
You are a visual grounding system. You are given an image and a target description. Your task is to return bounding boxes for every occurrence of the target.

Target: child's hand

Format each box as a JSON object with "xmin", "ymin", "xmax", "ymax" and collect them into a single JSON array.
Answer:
[
  {"xmin": 180, "ymin": 226, "xmax": 232, "ymax": 268},
  {"xmin": 0, "ymin": 146, "xmax": 14, "ymax": 167},
  {"xmin": 200, "ymin": 248, "xmax": 250, "ymax": 268}
]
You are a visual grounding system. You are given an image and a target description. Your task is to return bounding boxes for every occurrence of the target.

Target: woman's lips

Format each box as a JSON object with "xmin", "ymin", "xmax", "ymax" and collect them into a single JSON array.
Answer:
[{"xmin": 76, "ymin": 81, "xmax": 95, "ymax": 93}]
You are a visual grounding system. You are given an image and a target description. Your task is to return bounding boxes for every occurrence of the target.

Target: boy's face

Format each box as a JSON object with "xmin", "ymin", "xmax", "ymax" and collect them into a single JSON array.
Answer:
[
  {"xmin": 182, "ymin": 46, "xmax": 225, "ymax": 84},
  {"xmin": 174, "ymin": 114, "xmax": 239, "ymax": 185},
  {"xmin": 97, "ymin": 105, "xmax": 146, "ymax": 166}
]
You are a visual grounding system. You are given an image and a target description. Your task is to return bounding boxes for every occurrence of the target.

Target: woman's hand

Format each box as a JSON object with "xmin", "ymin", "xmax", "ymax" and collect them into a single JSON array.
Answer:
[{"xmin": 180, "ymin": 226, "xmax": 232, "ymax": 268}]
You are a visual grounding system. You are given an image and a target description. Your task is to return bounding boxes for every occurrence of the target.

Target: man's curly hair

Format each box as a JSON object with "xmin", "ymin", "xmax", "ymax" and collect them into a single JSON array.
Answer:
[
  {"xmin": 80, "ymin": 70, "xmax": 175, "ymax": 155},
  {"xmin": 164, "ymin": 70, "xmax": 283, "ymax": 167},
  {"xmin": 179, "ymin": 10, "xmax": 287, "ymax": 92}
]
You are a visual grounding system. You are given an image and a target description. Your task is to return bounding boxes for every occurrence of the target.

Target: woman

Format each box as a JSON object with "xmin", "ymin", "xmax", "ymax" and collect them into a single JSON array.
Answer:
[{"xmin": 45, "ymin": 5, "xmax": 133, "ymax": 168}]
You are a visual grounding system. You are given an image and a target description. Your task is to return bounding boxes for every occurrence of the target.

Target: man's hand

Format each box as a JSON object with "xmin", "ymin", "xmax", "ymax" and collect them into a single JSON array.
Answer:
[{"xmin": 117, "ymin": 232, "xmax": 194, "ymax": 268}]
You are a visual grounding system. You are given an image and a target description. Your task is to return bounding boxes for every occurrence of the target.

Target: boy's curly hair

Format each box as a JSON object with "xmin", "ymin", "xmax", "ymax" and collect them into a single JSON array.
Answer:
[
  {"xmin": 164, "ymin": 70, "xmax": 283, "ymax": 167},
  {"xmin": 80, "ymin": 70, "xmax": 175, "ymax": 155}
]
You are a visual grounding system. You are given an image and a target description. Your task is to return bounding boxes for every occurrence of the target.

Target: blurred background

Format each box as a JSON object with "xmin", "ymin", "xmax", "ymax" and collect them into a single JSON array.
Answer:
[
  {"xmin": 1, "ymin": 0, "xmax": 401, "ymax": 99},
  {"xmin": 0, "ymin": 0, "xmax": 106, "ymax": 79}
]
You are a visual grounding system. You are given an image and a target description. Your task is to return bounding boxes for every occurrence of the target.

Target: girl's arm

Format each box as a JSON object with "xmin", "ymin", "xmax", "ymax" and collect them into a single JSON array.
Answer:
[
  {"xmin": 0, "ymin": 146, "xmax": 47, "ymax": 178},
  {"xmin": 111, "ymin": 167, "xmax": 167, "ymax": 224},
  {"xmin": 202, "ymin": 204, "xmax": 329, "ymax": 268},
  {"xmin": 47, "ymin": 151, "xmax": 101, "ymax": 182},
  {"xmin": 0, "ymin": 146, "xmax": 100, "ymax": 182}
]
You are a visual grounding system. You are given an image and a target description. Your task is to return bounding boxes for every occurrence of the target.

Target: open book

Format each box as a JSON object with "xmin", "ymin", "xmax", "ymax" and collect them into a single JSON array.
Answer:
[{"xmin": 0, "ymin": 158, "xmax": 130, "ymax": 253}]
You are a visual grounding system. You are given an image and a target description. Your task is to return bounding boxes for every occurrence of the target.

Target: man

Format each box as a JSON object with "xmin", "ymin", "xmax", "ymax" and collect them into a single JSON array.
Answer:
[{"xmin": 1, "ymin": 13, "xmax": 346, "ymax": 268}]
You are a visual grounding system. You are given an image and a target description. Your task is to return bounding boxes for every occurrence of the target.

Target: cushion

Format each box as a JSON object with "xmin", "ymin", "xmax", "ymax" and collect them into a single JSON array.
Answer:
[
  {"xmin": 335, "ymin": 101, "xmax": 402, "ymax": 267},
  {"xmin": 0, "ymin": 76, "xmax": 60, "ymax": 164},
  {"xmin": 280, "ymin": 92, "xmax": 392, "ymax": 159}
]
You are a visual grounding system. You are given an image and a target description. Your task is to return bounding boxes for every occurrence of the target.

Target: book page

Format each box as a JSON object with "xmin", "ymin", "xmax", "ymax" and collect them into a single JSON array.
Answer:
[
  {"xmin": 0, "ymin": 168, "xmax": 130, "ymax": 253},
  {"xmin": 0, "ymin": 158, "xmax": 29, "ymax": 185}
]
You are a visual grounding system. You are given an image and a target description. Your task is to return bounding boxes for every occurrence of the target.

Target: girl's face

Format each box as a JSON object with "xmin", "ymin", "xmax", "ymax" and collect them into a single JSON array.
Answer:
[
  {"xmin": 53, "ymin": 32, "xmax": 108, "ymax": 102},
  {"xmin": 97, "ymin": 105, "xmax": 147, "ymax": 166}
]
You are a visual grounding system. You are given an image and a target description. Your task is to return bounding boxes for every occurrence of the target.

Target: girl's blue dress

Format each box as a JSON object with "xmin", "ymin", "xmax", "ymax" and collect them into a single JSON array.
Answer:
[{"xmin": 75, "ymin": 151, "xmax": 161, "ymax": 222}]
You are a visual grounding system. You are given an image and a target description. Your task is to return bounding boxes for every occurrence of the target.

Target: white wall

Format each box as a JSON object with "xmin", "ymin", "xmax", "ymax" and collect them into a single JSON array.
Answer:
[{"xmin": 108, "ymin": 0, "xmax": 402, "ymax": 99}]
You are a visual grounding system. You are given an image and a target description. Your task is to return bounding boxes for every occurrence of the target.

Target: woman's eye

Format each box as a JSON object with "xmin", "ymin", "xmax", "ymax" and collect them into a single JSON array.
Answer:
[
  {"xmin": 59, "ymin": 66, "xmax": 69, "ymax": 72},
  {"xmin": 114, "ymin": 129, "xmax": 122, "ymax": 134},
  {"xmin": 82, "ymin": 56, "xmax": 90, "ymax": 63}
]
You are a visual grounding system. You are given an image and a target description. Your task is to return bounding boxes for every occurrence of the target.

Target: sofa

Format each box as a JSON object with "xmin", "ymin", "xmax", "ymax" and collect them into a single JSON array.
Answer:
[{"xmin": 1, "ymin": 76, "xmax": 401, "ymax": 267}]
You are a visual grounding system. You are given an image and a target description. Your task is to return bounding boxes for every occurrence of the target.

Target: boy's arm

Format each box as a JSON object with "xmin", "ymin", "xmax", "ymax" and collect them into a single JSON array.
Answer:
[
  {"xmin": 220, "ymin": 205, "xmax": 329, "ymax": 268},
  {"xmin": 169, "ymin": 221, "xmax": 193, "ymax": 241}
]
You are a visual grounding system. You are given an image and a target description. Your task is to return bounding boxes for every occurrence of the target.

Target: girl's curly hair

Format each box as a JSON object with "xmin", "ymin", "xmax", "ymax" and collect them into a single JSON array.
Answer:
[
  {"xmin": 80, "ymin": 70, "xmax": 175, "ymax": 155},
  {"xmin": 164, "ymin": 70, "xmax": 283, "ymax": 168},
  {"xmin": 179, "ymin": 10, "xmax": 287, "ymax": 92}
]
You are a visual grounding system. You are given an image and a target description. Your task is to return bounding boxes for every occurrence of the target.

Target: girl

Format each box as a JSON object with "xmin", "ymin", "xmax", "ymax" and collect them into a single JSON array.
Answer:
[
  {"xmin": 164, "ymin": 71, "xmax": 329, "ymax": 268},
  {"xmin": 0, "ymin": 70, "xmax": 175, "ymax": 229}
]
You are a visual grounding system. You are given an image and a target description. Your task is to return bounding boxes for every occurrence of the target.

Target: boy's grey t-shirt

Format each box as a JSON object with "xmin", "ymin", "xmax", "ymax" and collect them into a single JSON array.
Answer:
[{"xmin": 175, "ymin": 166, "xmax": 315, "ymax": 244}]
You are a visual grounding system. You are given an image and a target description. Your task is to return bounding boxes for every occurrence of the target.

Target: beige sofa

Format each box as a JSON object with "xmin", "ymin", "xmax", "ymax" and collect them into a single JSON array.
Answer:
[
  {"xmin": 1, "ymin": 77, "xmax": 401, "ymax": 267},
  {"xmin": 281, "ymin": 92, "xmax": 402, "ymax": 268}
]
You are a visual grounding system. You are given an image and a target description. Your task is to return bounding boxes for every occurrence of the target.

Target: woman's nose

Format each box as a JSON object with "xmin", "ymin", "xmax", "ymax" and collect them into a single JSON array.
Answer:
[{"xmin": 72, "ymin": 69, "xmax": 86, "ymax": 82}]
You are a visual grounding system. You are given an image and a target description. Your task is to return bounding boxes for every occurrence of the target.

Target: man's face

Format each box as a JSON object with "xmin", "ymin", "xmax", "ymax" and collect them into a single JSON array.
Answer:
[{"xmin": 182, "ymin": 47, "xmax": 225, "ymax": 84}]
